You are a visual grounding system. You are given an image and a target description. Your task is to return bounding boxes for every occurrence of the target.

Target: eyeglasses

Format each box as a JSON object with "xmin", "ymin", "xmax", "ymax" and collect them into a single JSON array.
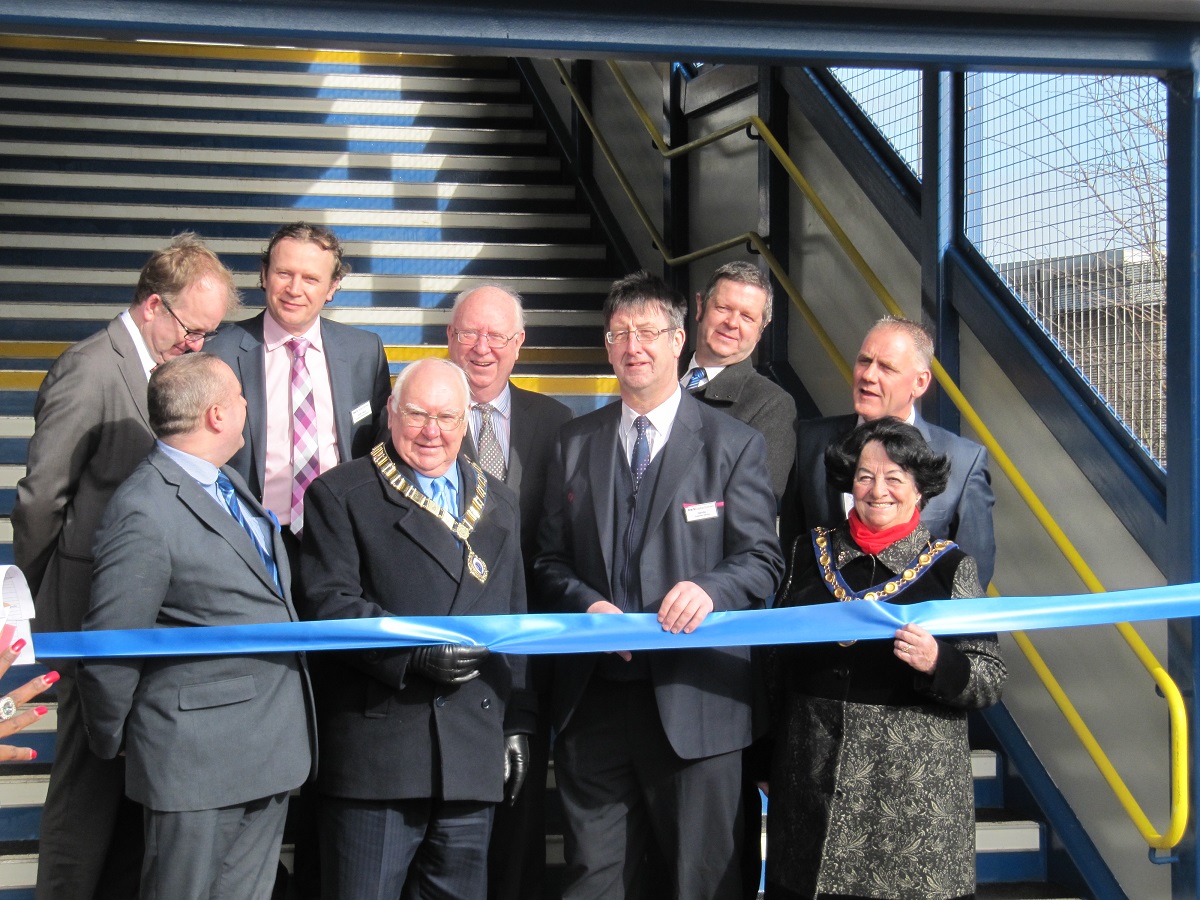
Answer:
[
  {"xmin": 605, "ymin": 327, "xmax": 673, "ymax": 345},
  {"xmin": 160, "ymin": 298, "xmax": 220, "ymax": 344},
  {"xmin": 399, "ymin": 407, "xmax": 466, "ymax": 431},
  {"xmin": 451, "ymin": 328, "xmax": 518, "ymax": 349}
]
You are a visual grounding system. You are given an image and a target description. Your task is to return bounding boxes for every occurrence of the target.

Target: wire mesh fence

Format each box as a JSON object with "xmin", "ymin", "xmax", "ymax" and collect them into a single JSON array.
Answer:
[
  {"xmin": 828, "ymin": 67, "xmax": 923, "ymax": 180},
  {"xmin": 830, "ymin": 67, "xmax": 1167, "ymax": 468},
  {"xmin": 964, "ymin": 72, "xmax": 1167, "ymax": 468}
]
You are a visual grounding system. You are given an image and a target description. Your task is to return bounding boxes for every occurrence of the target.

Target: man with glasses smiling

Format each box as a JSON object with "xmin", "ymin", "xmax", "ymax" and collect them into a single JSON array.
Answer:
[
  {"xmin": 298, "ymin": 357, "xmax": 532, "ymax": 900},
  {"xmin": 14, "ymin": 232, "xmax": 238, "ymax": 900},
  {"xmin": 445, "ymin": 284, "xmax": 571, "ymax": 900},
  {"xmin": 535, "ymin": 270, "xmax": 783, "ymax": 899}
]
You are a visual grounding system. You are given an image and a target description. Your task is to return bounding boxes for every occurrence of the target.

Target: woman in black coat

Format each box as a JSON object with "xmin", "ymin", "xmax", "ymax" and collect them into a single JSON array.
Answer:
[{"xmin": 765, "ymin": 418, "xmax": 1006, "ymax": 900}]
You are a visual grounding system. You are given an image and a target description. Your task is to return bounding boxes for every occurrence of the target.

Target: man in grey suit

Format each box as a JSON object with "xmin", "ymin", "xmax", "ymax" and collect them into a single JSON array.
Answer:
[
  {"xmin": 205, "ymin": 222, "xmax": 390, "ymax": 896},
  {"xmin": 299, "ymin": 358, "xmax": 532, "ymax": 900},
  {"xmin": 535, "ymin": 271, "xmax": 785, "ymax": 899},
  {"xmin": 446, "ymin": 284, "xmax": 572, "ymax": 900},
  {"xmin": 681, "ymin": 261, "xmax": 797, "ymax": 504},
  {"xmin": 12, "ymin": 233, "xmax": 238, "ymax": 900},
  {"xmin": 790, "ymin": 316, "xmax": 997, "ymax": 585},
  {"xmin": 206, "ymin": 222, "xmax": 391, "ymax": 560},
  {"xmin": 77, "ymin": 352, "xmax": 315, "ymax": 900}
]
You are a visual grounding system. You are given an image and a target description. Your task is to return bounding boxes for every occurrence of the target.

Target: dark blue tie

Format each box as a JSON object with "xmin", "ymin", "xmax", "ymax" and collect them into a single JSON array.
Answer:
[
  {"xmin": 685, "ymin": 367, "xmax": 706, "ymax": 391},
  {"xmin": 215, "ymin": 472, "xmax": 281, "ymax": 593},
  {"xmin": 630, "ymin": 415, "xmax": 651, "ymax": 491}
]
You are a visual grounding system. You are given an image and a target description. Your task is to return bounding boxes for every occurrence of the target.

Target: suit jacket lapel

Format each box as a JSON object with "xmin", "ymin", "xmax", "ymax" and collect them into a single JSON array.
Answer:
[
  {"xmin": 229, "ymin": 466, "xmax": 296, "ymax": 612},
  {"xmin": 378, "ymin": 456, "xmax": 465, "ymax": 584},
  {"xmin": 322, "ymin": 320, "xmax": 355, "ymax": 461},
  {"xmin": 913, "ymin": 409, "xmax": 933, "ymax": 442},
  {"xmin": 233, "ymin": 315, "xmax": 269, "ymax": 491},
  {"xmin": 150, "ymin": 451, "xmax": 283, "ymax": 599},
  {"xmin": 505, "ymin": 384, "xmax": 531, "ymax": 496},
  {"xmin": 588, "ymin": 405, "xmax": 620, "ymax": 589},
  {"xmin": 106, "ymin": 317, "xmax": 151, "ymax": 428},
  {"xmin": 644, "ymin": 394, "xmax": 701, "ymax": 536},
  {"xmin": 700, "ymin": 357, "xmax": 750, "ymax": 404}
]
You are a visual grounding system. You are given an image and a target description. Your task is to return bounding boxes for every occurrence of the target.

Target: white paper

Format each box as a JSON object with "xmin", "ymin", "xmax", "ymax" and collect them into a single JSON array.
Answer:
[{"xmin": 0, "ymin": 567, "xmax": 37, "ymax": 665}]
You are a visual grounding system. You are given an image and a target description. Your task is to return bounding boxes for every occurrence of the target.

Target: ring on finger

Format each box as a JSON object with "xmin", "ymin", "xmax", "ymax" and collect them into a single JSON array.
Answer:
[
  {"xmin": 898, "ymin": 641, "xmax": 909, "ymax": 654},
  {"xmin": 0, "ymin": 696, "xmax": 18, "ymax": 721}
]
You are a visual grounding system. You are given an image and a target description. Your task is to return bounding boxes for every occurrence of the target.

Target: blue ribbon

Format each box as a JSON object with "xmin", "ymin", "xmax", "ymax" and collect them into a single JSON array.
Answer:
[{"xmin": 34, "ymin": 582, "xmax": 1200, "ymax": 660}]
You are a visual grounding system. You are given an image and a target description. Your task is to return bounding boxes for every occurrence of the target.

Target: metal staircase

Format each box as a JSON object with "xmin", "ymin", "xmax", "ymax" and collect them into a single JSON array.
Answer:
[
  {"xmin": 0, "ymin": 34, "xmax": 621, "ymax": 897},
  {"xmin": 0, "ymin": 34, "xmax": 1090, "ymax": 899}
]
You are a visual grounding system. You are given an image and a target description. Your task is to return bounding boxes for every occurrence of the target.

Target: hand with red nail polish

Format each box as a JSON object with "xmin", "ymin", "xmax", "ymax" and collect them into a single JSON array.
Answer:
[{"xmin": 0, "ymin": 638, "xmax": 56, "ymax": 761}]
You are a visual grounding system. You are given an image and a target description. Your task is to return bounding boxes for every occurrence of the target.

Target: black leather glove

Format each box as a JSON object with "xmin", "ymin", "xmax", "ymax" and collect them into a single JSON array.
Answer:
[
  {"xmin": 409, "ymin": 644, "xmax": 490, "ymax": 685},
  {"xmin": 503, "ymin": 733, "xmax": 530, "ymax": 805}
]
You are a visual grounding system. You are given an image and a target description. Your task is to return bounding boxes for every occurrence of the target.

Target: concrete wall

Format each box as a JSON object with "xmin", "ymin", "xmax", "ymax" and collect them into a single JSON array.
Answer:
[
  {"xmin": 531, "ymin": 57, "xmax": 666, "ymax": 273},
  {"xmin": 532, "ymin": 57, "xmax": 1174, "ymax": 898}
]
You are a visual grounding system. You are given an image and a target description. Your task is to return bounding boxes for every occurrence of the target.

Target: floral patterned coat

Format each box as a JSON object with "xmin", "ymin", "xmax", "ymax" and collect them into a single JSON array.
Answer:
[{"xmin": 765, "ymin": 524, "xmax": 1007, "ymax": 900}]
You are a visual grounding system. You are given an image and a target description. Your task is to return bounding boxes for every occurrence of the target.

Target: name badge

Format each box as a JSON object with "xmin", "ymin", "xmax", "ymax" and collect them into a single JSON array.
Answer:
[
  {"xmin": 683, "ymin": 501, "xmax": 722, "ymax": 522},
  {"xmin": 351, "ymin": 401, "xmax": 373, "ymax": 424}
]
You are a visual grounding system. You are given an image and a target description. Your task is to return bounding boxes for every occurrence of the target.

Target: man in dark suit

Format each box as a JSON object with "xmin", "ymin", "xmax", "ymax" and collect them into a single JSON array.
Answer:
[
  {"xmin": 206, "ymin": 221, "xmax": 391, "ymax": 559},
  {"xmin": 791, "ymin": 316, "xmax": 997, "ymax": 585},
  {"xmin": 12, "ymin": 233, "xmax": 238, "ymax": 900},
  {"xmin": 683, "ymin": 263, "xmax": 796, "ymax": 898},
  {"xmin": 77, "ymin": 352, "xmax": 315, "ymax": 900},
  {"xmin": 535, "ymin": 271, "xmax": 785, "ymax": 899},
  {"xmin": 446, "ymin": 283, "xmax": 572, "ymax": 900},
  {"xmin": 681, "ymin": 261, "xmax": 796, "ymax": 504},
  {"xmin": 299, "ymin": 357, "xmax": 533, "ymax": 900}
]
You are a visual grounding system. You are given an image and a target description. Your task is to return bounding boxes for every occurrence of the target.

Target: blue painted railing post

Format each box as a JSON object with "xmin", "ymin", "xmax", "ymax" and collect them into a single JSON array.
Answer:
[
  {"xmin": 1165, "ymin": 63, "xmax": 1200, "ymax": 900},
  {"xmin": 921, "ymin": 68, "xmax": 962, "ymax": 434}
]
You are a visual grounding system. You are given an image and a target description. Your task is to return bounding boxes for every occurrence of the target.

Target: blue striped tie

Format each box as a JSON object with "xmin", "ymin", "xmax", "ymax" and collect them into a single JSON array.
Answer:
[
  {"xmin": 685, "ymin": 367, "xmax": 706, "ymax": 391},
  {"xmin": 215, "ymin": 472, "xmax": 281, "ymax": 593}
]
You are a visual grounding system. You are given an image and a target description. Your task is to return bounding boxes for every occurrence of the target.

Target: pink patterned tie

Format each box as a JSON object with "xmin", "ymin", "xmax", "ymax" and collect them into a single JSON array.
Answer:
[{"xmin": 289, "ymin": 338, "xmax": 318, "ymax": 536}]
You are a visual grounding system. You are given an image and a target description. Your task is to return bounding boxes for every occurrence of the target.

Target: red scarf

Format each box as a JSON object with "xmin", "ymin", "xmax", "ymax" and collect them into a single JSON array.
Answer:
[{"xmin": 847, "ymin": 507, "xmax": 920, "ymax": 555}]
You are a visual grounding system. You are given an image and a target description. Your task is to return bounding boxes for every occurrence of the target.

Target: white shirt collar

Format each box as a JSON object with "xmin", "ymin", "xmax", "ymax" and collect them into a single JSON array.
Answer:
[
  {"xmin": 119, "ymin": 309, "xmax": 157, "ymax": 381},
  {"xmin": 856, "ymin": 407, "xmax": 917, "ymax": 427},
  {"xmin": 474, "ymin": 382, "xmax": 512, "ymax": 418},
  {"xmin": 620, "ymin": 385, "xmax": 683, "ymax": 452},
  {"xmin": 680, "ymin": 354, "xmax": 726, "ymax": 386}
]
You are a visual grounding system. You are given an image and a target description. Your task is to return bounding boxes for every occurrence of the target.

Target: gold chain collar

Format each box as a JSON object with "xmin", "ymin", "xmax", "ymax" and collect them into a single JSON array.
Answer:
[
  {"xmin": 811, "ymin": 526, "xmax": 955, "ymax": 646},
  {"xmin": 371, "ymin": 443, "xmax": 491, "ymax": 583}
]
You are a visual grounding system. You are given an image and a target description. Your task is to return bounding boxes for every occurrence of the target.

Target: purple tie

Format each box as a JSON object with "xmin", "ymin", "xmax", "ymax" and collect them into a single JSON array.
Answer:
[{"xmin": 289, "ymin": 338, "xmax": 318, "ymax": 535}]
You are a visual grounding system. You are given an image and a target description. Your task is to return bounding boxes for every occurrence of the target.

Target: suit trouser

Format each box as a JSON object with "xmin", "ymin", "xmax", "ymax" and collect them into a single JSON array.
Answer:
[
  {"xmin": 35, "ymin": 665, "xmax": 143, "ymax": 900},
  {"xmin": 321, "ymin": 796, "xmax": 494, "ymax": 900},
  {"xmin": 277, "ymin": 527, "xmax": 322, "ymax": 900},
  {"xmin": 555, "ymin": 677, "xmax": 744, "ymax": 900},
  {"xmin": 141, "ymin": 791, "xmax": 289, "ymax": 900},
  {"xmin": 486, "ymin": 693, "xmax": 551, "ymax": 900}
]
